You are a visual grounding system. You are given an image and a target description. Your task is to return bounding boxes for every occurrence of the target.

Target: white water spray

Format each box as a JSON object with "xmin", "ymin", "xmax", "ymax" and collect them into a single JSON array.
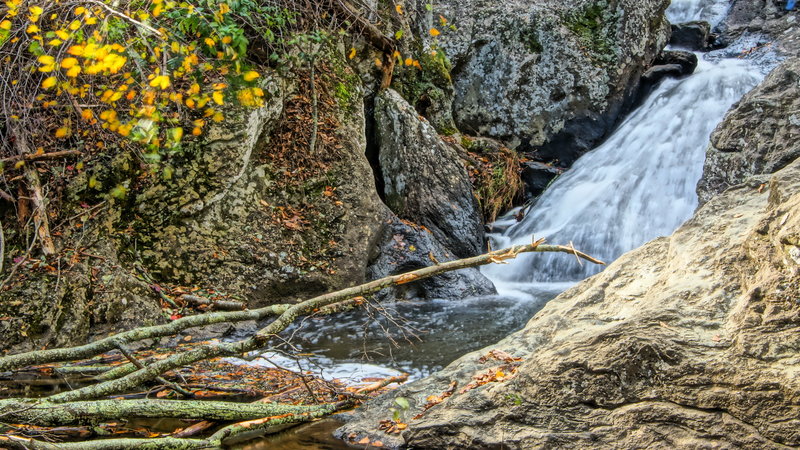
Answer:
[
  {"xmin": 666, "ymin": 0, "xmax": 730, "ymax": 26},
  {"xmin": 484, "ymin": 57, "xmax": 763, "ymax": 288}
]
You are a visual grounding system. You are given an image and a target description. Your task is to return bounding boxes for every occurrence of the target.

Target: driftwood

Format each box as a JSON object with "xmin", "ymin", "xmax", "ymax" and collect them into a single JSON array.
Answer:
[{"xmin": 0, "ymin": 240, "xmax": 603, "ymax": 449}]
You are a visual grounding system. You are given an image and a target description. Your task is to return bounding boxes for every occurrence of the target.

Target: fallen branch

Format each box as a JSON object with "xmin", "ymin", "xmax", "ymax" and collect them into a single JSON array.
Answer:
[
  {"xmin": 0, "ymin": 398, "xmax": 336, "ymax": 426},
  {"xmin": 39, "ymin": 240, "xmax": 602, "ymax": 404},
  {"xmin": 0, "ymin": 150, "xmax": 81, "ymax": 164}
]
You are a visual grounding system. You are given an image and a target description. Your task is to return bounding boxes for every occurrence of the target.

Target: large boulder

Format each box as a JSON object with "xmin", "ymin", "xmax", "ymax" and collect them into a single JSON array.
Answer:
[
  {"xmin": 697, "ymin": 57, "xmax": 800, "ymax": 205},
  {"xmin": 413, "ymin": 0, "xmax": 671, "ymax": 165},
  {"xmin": 376, "ymin": 89, "xmax": 485, "ymax": 259}
]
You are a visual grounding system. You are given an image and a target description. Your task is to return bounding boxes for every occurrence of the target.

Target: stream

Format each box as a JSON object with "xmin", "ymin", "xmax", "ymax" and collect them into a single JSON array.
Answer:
[
  {"xmin": 236, "ymin": 54, "xmax": 765, "ymax": 386},
  {"xmin": 236, "ymin": 1, "xmax": 771, "ymax": 447}
]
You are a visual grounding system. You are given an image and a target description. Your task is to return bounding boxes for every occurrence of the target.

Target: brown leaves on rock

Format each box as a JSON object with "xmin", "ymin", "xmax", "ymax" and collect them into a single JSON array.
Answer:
[
  {"xmin": 378, "ymin": 419, "xmax": 408, "ymax": 435},
  {"xmin": 478, "ymin": 349, "xmax": 522, "ymax": 364},
  {"xmin": 411, "ymin": 380, "xmax": 457, "ymax": 420}
]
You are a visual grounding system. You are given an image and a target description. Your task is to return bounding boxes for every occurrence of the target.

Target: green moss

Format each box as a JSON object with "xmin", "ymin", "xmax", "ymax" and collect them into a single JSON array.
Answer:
[
  {"xmin": 563, "ymin": 2, "xmax": 618, "ymax": 66},
  {"xmin": 519, "ymin": 26, "xmax": 543, "ymax": 54},
  {"xmin": 390, "ymin": 42, "xmax": 456, "ymax": 133}
]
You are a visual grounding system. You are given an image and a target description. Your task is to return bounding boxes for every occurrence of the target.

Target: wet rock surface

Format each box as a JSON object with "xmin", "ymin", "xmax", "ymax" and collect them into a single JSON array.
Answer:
[
  {"xmin": 698, "ymin": 57, "xmax": 800, "ymax": 205},
  {"xmin": 367, "ymin": 216, "xmax": 495, "ymax": 302}
]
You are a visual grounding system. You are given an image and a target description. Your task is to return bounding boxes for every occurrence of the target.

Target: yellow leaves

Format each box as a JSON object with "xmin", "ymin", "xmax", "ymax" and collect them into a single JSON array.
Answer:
[
  {"xmin": 348, "ymin": 47, "xmax": 356, "ymax": 59},
  {"xmin": 204, "ymin": 37, "xmax": 215, "ymax": 48},
  {"xmin": 41, "ymin": 76, "xmax": 57, "ymax": 89},
  {"xmin": 74, "ymin": 6, "xmax": 86, "ymax": 15},
  {"xmin": 242, "ymin": 70, "xmax": 259, "ymax": 81},
  {"xmin": 395, "ymin": 4, "xmax": 403, "ymax": 14},
  {"xmin": 236, "ymin": 87, "xmax": 264, "ymax": 108},
  {"xmin": 212, "ymin": 91, "xmax": 224, "ymax": 105},
  {"xmin": 429, "ymin": 28, "xmax": 440, "ymax": 37},
  {"xmin": 67, "ymin": 45, "xmax": 84, "ymax": 56},
  {"xmin": 0, "ymin": 20, "xmax": 11, "ymax": 31},
  {"xmin": 169, "ymin": 127, "xmax": 184, "ymax": 142},
  {"xmin": 28, "ymin": 6, "xmax": 43, "ymax": 16},
  {"xmin": 47, "ymin": 38, "xmax": 63, "ymax": 47},
  {"xmin": 99, "ymin": 110, "xmax": 117, "ymax": 122},
  {"xmin": 25, "ymin": 24, "xmax": 39, "ymax": 34},
  {"xmin": 61, "ymin": 57, "xmax": 78, "ymax": 69},
  {"xmin": 188, "ymin": 83, "xmax": 200, "ymax": 95},
  {"xmin": 66, "ymin": 65, "xmax": 81, "ymax": 77},
  {"xmin": 37, "ymin": 54, "xmax": 55, "ymax": 72},
  {"xmin": 55, "ymin": 29, "xmax": 70, "ymax": 40},
  {"xmin": 55, "ymin": 127, "xmax": 70, "ymax": 138},
  {"xmin": 404, "ymin": 57, "xmax": 413, "ymax": 66},
  {"xmin": 149, "ymin": 75, "xmax": 171, "ymax": 90},
  {"xmin": 68, "ymin": 20, "xmax": 81, "ymax": 31}
]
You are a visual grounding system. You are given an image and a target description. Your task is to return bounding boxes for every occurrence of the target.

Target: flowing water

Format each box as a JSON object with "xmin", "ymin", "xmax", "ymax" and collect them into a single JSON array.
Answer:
[
  {"xmin": 666, "ymin": 0, "xmax": 731, "ymax": 26},
  {"xmin": 483, "ymin": 57, "xmax": 764, "ymax": 289}
]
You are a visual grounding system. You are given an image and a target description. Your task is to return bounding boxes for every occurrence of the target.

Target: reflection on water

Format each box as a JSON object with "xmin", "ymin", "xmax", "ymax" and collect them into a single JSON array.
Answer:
[{"xmin": 231, "ymin": 419, "xmax": 354, "ymax": 450}]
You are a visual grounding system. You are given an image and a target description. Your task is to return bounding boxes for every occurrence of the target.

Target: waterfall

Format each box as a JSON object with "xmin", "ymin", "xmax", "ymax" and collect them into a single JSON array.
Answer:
[
  {"xmin": 484, "ymin": 57, "xmax": 763, "ymax": 289},
  {"xmin": 666, "ymin": 0, "xmax": 731, "ymax": 26}
]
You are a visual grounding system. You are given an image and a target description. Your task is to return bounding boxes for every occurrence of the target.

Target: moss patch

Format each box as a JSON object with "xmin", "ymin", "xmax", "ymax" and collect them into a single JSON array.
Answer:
[{"xmin": 563, "ymin": 2, "xmax": 619, "ymax": 66}]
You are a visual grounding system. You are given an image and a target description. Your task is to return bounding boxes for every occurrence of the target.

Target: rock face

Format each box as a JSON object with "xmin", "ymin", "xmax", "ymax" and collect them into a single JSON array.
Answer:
[
  {"xmin": 337, "ymin": 60, "xmax": 800, "ymax": 450},
  {"xmin": 418, "ymin": 0, "xmax": 671, "ymax": 165},
  {"xmin": 376, "ymin": 89, "xmax": 485, "ymax": 258},
  {"xmin": 697, "ymin": 57, "xmax": 800, "ymax": 205}
]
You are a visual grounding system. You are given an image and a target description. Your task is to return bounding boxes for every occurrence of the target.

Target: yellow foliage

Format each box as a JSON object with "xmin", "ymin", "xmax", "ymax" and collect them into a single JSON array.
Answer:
[
  {"xmin": 54, "ymin": 127, "xmax": 69, "ymax": 138},
  {"xmin": 242, "ymin": 70, "xmax": 259, "ymax": 81},
  {"xmin": 149, "ymin": 75, "xmax": 171, "ymax": 90},
  {"xmin": 41, "ymin": 76, "xmax": 57, "ymax": 89},
  {"xmin": 212, "ymin": 91, "xmax": 224, "ymax": 105}
]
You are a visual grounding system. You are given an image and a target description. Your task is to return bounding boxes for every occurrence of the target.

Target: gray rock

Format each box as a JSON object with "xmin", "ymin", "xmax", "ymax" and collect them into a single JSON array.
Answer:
[
  {"xmin": 697, "ymin": 57, "xmax": 800, "ymax": 205},
  {"xmin": 376, "ymin": 89, "xmax": 485, "ymax": 259},
  {"xmin": 654, "ymin": 50, "xmax": 699, "ymax": 74},
  {"xmin": 337, "ymin": 142, "xmax": 800, "ymax": 450},
  {"xmin": 416, "ymin": 0, "xmax": 671, "ymax": 165},
  {"xmin": 670, "ymin": 20, "xmax": 712, "ymax": 50},
  {"xmin": 367, "ymin": 216, "xmax": 496, "ymax": 301},
  {"xmin": 521, "ymin": 161, "xmax": 562, "ymax": 199}
]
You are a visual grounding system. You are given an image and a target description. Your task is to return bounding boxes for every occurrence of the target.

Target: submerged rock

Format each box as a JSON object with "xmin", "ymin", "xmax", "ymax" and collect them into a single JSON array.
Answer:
[
  {"xmin": 698, "ymin": 57, "xmax": 800, "ymax": 205},
  {"xmin": 421, "ymin": 0, "xmax": 671, "ymax": 165}
]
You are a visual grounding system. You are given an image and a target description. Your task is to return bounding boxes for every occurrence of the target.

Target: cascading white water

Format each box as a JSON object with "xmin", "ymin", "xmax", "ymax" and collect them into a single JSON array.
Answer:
[
  {"xmin": 484, "ymin": 57, "xmax": 763, "ymax": 290},
  {"xmin": 666, "ymin": 0, "xmax": 730, "ymax": 26}
]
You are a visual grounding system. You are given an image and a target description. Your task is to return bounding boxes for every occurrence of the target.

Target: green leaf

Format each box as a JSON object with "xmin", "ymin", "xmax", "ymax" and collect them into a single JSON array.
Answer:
[
  {"xmin": 395, "ymin": 30, "xmax": 404, "ymax": 40},
  {"xmin": 394, "ymin": 397, "xmax": 410, "ymax": 409}
]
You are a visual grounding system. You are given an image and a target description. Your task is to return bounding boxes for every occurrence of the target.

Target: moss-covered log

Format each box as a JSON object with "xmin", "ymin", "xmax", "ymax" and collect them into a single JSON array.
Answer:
[{"xmin": 0, "ymin": 398, "xmax": 337, "ymax": 426}]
